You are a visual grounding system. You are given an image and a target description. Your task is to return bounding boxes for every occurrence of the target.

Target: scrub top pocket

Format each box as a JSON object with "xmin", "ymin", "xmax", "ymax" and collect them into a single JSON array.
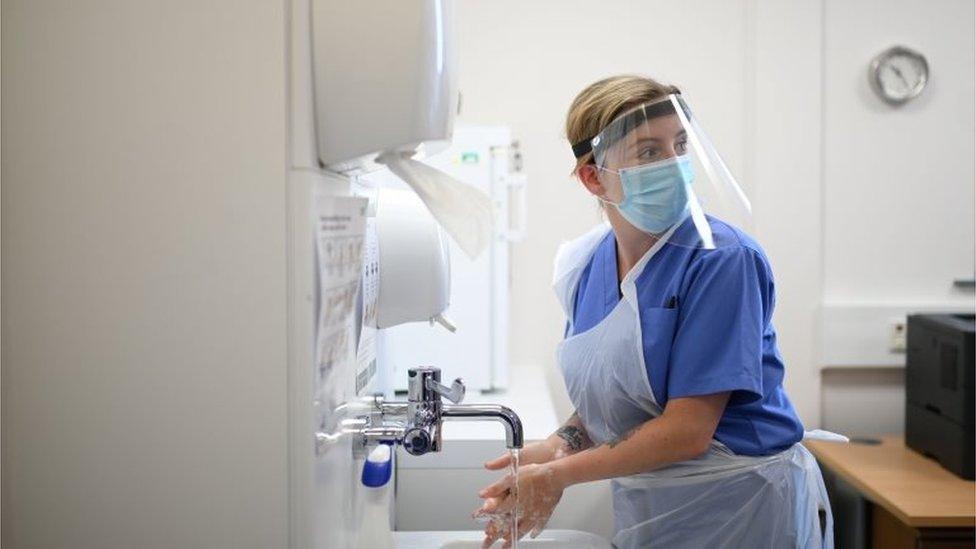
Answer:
[{"xmin": 638, "ymin": 306, "xmax": 679, "ymax": 404}]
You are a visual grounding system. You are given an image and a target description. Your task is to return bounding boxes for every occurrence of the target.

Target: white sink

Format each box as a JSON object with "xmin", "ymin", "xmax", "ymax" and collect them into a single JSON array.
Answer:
[{"xmin": 394, "ymin": 529, "xmax": 611, "ymax": 548}]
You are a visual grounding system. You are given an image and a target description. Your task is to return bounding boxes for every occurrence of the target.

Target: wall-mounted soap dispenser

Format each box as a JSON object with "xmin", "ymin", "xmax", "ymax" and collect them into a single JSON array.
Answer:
[{"xmin": 355, "ymin": 444, "xmax": 395, "ymax": 549}]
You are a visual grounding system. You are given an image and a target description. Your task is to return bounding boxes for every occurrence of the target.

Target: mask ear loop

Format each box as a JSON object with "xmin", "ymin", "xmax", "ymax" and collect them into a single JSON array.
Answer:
[{"xmin": 586, "ymin": 163, "xmax": 623, "ymax": 207}]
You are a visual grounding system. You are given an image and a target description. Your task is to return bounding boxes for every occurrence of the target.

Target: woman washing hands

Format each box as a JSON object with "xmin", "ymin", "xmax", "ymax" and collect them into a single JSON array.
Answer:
[
  {"xmin": 474, "ymin": 75, "xmax": 836, "ymax": 549},
  {"xmin": 474, "ymin": 414, "xmax": 593, "ymax": 547},
  {"xmin": 475, "ymin": 397, "xmax": 730, "ymax": 548}
]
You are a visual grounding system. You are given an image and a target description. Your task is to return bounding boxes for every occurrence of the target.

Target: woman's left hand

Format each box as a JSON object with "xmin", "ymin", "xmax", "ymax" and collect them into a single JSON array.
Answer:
[{"xmin": 473, "ymin": 463, "xmax": 566, "ymax": 548}]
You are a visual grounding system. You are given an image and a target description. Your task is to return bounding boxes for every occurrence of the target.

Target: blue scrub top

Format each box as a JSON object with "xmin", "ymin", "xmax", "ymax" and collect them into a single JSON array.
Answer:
[{"xmin": 569, "ymin": 216, "xmax": 804, "ymax": 456}]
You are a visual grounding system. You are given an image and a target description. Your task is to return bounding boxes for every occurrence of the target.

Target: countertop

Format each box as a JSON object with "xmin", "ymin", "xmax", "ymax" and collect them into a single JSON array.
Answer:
[{"xmin": 806, "ymin": 435, "xmax": 975, "ymax": 528}]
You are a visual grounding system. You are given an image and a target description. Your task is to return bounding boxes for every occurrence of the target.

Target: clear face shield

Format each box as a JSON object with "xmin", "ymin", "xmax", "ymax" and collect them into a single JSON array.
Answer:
[{"xmin": 581, "ymin": 94, "xmax": 751, "ymax": 249}]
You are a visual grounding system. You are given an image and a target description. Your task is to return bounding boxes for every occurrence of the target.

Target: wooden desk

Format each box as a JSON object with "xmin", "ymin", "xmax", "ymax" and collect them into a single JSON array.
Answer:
[{"xmin": 806, "ymin": 435, "xmax": 975, "ymax": 548}]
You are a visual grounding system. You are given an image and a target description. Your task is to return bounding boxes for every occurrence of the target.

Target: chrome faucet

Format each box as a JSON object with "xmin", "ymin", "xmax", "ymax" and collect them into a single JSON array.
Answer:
[{"xmin": 349, "ymin": 367, "xmax": 523, "ymax": 457}]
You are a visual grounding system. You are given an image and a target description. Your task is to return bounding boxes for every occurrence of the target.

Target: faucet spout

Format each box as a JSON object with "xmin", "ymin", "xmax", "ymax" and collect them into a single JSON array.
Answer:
[
  {"xmin": 442, "ymin": 403, "xmax": 524, "ymax": 449},
  {"xmin": 345, "ymin": 368, "xmax": 525, "ymax": 457}
]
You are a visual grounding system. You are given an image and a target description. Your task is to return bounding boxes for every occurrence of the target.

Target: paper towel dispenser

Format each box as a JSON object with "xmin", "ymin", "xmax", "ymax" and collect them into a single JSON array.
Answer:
[
  {"xmin": 310, "ymin": 0, "xmax": 493, "ymax": 260},
  {"xmin": 310, "ymin": 0, "xmax": 458, "ymax": 173},
  {"xmin": 372, "ymin": 188, "xmax": 452, "ymax": 330}
]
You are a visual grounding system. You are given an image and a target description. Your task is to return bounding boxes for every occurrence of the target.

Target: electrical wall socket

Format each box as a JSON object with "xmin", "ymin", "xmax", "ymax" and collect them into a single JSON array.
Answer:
[{"xmin": 889, "ymin": 319, "xmax": 907, "ymax": 353}]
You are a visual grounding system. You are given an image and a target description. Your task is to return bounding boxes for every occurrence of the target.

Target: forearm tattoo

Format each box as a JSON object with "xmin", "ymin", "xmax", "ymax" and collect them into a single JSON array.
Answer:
[
  {"xmin": 555, "ymin": 412, "xmax": 592, "ymax": 452},
  {"xmin": 556, "ymin": 425, "xmax": 587, "ymax": 451}
]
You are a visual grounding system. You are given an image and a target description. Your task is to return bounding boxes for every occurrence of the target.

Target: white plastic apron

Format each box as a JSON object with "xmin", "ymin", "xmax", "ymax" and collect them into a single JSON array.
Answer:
[{"xmin": 552, "ymin": 225, "xmax": 836, "ymax": 549}]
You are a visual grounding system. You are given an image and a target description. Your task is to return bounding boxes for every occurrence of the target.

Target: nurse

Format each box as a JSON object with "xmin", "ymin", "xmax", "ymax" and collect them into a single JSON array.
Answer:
[{"xmin": 475, "ymin": 75, "xmax": 837, "ymax": 548}]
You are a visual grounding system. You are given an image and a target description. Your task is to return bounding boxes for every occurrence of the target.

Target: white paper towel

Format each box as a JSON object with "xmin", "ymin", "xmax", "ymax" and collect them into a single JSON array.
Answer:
[{"xmin": 375, "ymin": 150, "xmax": 494, "ymax": 259}]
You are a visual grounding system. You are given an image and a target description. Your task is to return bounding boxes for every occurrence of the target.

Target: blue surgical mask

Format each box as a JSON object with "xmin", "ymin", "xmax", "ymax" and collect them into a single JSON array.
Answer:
[{"xmin": 612, "ymin": 155, "xmax": 694, "ymax": 234}]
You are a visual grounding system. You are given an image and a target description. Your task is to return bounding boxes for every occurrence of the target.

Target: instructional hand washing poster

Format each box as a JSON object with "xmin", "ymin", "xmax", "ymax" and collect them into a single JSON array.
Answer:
[
  {"xmin": 355, "ymin": 216, "xmax": 379, "ymax": 394},
  {"xmin": 314, "ymin": 195, "xmax": 367, "ymax": 397}
]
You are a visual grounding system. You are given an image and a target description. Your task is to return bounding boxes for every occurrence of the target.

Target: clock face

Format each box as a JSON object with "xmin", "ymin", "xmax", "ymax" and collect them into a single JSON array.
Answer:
[{"xmin": 871, "ymin": 46, "xmax": 929, "ymax": 104}]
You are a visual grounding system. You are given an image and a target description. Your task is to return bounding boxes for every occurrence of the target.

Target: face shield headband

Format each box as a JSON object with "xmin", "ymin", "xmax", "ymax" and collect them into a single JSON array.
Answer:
[{"xmin": 570, "ymin": 95, "xmax": 689, "ymax": 160}]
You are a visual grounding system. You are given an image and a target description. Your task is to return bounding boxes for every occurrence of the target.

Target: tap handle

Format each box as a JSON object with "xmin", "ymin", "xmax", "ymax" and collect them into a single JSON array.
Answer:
[{"xmin": 427, "ymin": 377, "xmax": 465, "ymax": 404}]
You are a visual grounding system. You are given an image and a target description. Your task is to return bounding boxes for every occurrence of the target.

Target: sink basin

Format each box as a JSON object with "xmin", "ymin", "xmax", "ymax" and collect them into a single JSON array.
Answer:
[{"xmin": 394, "ymin": 529, "xmax": 611, "ymax": 548}]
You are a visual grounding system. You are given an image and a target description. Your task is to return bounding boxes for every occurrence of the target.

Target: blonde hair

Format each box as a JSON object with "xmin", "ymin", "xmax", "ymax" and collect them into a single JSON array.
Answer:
[{"xmin": 565, "ymin": 75, "xmax": 680, "ymax": 175}]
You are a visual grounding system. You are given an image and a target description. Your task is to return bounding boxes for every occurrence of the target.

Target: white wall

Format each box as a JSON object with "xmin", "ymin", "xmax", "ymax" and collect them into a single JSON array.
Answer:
[
  {"xmin": 822, "ymin": 368, "xmax": 906, "ymax": 437},
  {"xmin": 823, "ymin": 0, "xmax": 975, "ymax": 304},
  {"xmin": 2, "ymin": 2, "xmax": 290, "ymax": 547}
]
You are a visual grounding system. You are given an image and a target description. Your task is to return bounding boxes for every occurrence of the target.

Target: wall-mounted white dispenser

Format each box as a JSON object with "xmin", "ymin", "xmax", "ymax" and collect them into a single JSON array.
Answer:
[
  {"xmin": 372, "ymin": 188, "xmax": 453, "ymax": 330},
  {"xmin": 310, "ymin": 0, "xmax": 494, "ymax": 259},
  {"xmin": 311, "ymin": 0, "xmax": 458, "ymax": 173}
]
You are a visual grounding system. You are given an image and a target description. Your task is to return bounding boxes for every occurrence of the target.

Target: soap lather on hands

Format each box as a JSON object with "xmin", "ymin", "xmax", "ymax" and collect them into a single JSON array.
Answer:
[{"xmin": 473, "ymin": 414, "xmax": 593, "ymax": 548}]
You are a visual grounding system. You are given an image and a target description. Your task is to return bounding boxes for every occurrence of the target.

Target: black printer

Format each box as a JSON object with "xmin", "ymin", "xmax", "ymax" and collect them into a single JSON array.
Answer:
[{"xmin": 905, "ymin": 313, "xmax": 975, "ymax": 480}]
